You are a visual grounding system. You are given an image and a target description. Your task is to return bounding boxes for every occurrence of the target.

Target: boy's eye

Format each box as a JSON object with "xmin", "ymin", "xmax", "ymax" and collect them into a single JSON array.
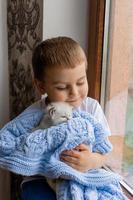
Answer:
[
  {"xmin": 56, "ymin": 87, "xmax": 67, "ymax": 90},
  {"xmin": 77, "ymin": 81, "xmax": 85, "ymax": 86}
]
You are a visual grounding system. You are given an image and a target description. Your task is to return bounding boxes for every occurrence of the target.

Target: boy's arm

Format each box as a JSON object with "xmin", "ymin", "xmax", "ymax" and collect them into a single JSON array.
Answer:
[
  {"xmin": 0, "ymin": 101, "xmax": 43, "ymax": 137},
  {"xmin": 60, "ymin": 99, "xmax": 112, "ymax": 172},
  {"xmin": 0, "ymin": 101, "xmax": 44, "ymax": 155},
  {"xmin": 60, "ymin": 143, "xmax": 109, "ymax": 172},
  {"xmin": 61, "ymin": 109, "xmax": 112, "ymax": 172}
]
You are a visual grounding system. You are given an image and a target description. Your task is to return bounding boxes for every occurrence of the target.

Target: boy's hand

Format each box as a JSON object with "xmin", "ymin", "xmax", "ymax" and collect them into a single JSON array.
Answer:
[{"xmin": 60, "ymin": 144, "xmax": 95, "ymax": 172}]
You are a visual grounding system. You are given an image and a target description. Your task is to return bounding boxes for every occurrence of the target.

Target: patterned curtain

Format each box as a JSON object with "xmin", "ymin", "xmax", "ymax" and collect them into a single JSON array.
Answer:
[{"xmin": 7, "ymin": 0, "xmax": 43, "ymax": 199}]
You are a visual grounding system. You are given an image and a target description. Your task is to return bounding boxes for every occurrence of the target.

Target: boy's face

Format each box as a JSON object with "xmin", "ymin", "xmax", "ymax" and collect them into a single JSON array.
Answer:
[{"xmin": 36, "ymin": 61, "xmax": 88, "ymax": 108}]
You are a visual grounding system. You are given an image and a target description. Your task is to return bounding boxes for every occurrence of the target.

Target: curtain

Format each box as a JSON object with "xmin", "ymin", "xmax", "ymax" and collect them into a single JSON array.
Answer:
[{"xmin": 7, "ymin": 0, "xmax": 43, "ymax": 199}]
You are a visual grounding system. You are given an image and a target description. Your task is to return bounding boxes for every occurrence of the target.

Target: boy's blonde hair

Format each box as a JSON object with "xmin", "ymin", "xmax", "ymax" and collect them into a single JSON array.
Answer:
[{"xmin": 32, "ymin": 36, "xmax": 87, "ymax": 81}]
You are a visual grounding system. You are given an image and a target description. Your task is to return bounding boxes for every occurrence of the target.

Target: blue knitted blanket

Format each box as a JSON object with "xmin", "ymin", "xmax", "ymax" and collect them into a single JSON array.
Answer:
[{"xmin": 0, "ymin": 107, "xmax": 127, "ymax": 200}]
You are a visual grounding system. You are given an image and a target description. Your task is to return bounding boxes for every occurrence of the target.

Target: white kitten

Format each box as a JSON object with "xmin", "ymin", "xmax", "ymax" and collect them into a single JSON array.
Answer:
[{"xmin": 34, "ymin": 102, "xmax": 73, "ymax": 130}]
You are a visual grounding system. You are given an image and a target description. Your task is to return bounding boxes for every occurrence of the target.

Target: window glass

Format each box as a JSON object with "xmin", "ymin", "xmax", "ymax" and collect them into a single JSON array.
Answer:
[{"xmin": 103, "ymin": 0, "xmax": 133, "ymax": 191}]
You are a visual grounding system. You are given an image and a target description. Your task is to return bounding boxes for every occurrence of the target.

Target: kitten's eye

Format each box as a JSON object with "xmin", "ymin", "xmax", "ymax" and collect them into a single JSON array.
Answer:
[
  {"xmin": 61, "ymin": 115, "xmax": 71, "ymax": 120},
  {"xmin": 61, "ymin": 116, "xmax": 67, "ymax": 118}
]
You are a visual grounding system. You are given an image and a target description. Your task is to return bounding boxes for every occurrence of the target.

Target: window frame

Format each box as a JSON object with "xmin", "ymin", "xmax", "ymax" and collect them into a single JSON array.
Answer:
[{"xmin": 87, "ymin": 0, "xmax": 106, "ymax": 101}]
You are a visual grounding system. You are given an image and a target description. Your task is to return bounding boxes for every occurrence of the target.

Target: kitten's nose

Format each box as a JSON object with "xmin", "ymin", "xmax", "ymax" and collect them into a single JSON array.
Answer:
[{"xmin": 67, "ymin": 115, "xmax": 72, "ymax": 120}]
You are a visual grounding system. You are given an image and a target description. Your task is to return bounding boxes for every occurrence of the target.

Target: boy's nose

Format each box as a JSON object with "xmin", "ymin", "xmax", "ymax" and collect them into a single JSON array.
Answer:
[{"xmin": 69, "ymin": 86, "xmax": 79, "ymax": 97}]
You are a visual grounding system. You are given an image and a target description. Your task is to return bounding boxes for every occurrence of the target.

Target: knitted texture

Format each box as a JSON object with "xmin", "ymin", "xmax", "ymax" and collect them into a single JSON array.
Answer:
[{"xmin": 0, "ymin": 108, "xmax": 128, "ymax": 200}]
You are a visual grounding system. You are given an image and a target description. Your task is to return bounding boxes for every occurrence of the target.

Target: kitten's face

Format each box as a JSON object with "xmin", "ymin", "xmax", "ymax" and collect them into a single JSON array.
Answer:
[{"xmin": 46, "ymin": 102, "xmax": 73, "ymax": 125}]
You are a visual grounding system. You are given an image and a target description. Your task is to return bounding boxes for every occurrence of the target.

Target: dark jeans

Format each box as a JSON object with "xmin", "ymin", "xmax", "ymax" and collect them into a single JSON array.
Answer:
[{"xmin": 21, "ymin": 178, "xmax": 56, "ymax": 200}]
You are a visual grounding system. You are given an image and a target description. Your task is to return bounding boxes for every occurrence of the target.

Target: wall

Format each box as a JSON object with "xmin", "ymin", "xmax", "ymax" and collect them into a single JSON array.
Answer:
[{"xmin": 43, "ymin": 0, "xmax": 89, "ymax": 53}]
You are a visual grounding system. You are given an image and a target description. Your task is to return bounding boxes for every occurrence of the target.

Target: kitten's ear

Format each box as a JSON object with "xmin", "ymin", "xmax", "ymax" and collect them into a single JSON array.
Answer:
[{"xmin": 47, "ymin": 104, "xmax": 56, "ymax": 119}]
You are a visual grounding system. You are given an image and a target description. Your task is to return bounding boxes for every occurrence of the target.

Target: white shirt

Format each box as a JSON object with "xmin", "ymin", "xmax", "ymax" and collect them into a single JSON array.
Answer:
[{"xmin": 77, "ymin": 97, "xmax": 111, "ymax": 135}]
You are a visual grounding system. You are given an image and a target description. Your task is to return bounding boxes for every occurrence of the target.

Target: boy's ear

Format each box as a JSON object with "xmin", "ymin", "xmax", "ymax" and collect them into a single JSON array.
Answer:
[{"xmin": 34, "ymin": 79, "xmax": 46, "ymax": 95}]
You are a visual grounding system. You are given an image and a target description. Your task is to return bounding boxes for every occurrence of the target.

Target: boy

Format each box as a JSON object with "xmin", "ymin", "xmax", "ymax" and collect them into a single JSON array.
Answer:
[
  {"xmin": 21, "ymin": 36, "xmax": 112, "ymax": 199},
  {"xmin": 1, "ymin": 37, "xmax": 113, "ymax": 199},
  {"xmin": 31, "ymin": 36, "xmax": 111, "ymax": 172}
]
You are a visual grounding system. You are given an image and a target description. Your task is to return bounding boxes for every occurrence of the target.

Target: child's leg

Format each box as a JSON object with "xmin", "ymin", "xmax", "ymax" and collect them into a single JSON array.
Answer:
[{"xmin": 21, "ymin": 178, "xmax": 56, "ymax": 200}]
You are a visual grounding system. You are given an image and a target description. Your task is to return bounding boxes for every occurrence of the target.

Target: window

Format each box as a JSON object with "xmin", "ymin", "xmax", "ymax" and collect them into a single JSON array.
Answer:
[{"xmin": 101, "ymin": 0, "xmax": 133, "ymax": 196}]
